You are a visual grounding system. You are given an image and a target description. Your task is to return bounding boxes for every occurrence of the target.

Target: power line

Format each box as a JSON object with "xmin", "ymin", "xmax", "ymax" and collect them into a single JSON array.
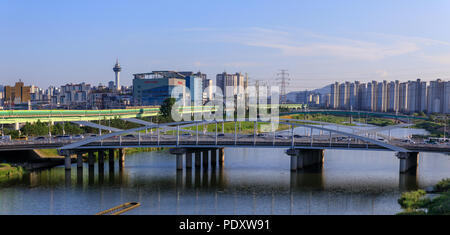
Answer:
[{"xmin": 276, "ymin": 69, "xmax": 290, "ymax": 104}]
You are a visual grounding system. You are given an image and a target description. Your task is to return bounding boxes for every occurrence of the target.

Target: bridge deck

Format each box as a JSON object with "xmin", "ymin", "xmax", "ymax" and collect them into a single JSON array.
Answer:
[{"xmin": 1, "ymin": 137, "xmax": 449, "ymax": 153}]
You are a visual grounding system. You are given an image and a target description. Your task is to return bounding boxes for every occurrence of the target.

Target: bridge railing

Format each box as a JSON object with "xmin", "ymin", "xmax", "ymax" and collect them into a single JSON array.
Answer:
[{"xmin": 57, "ymin": 119, "xmax": 410, "ymax": 153}]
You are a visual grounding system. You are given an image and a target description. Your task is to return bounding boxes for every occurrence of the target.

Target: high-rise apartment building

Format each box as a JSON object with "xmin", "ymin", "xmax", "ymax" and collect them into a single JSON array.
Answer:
[
  {"xmin": 57, "ymin": 83, "xmax": 91, "ymax": 107},
  {"xmin": 330, "ymin": 82, "xmax": 339, "ymax": 109},
  {"xmin": 387, "ymin": 80, "xmax": 400, "ymax": 113},
  {"xmin": 329, "ymin": 78, "xmax": 450, "ymax": 114},
  {"xmin": 427, "ymin": 79, "xmax": 446, "ymax": 113},
  {"xmin": 216, "ymin": 72, "xmax": 248, "ymax": 98},
  {"xmin": 406, "ymin": 79, "xmax": 427, "ymax": 113},
  {"xmin": 4, "ymin": 81, "xmax": 32, "ymax": 106},
  {"xmin": 444, "ymin": 82, "xmax": 450, "ymax": 114}
]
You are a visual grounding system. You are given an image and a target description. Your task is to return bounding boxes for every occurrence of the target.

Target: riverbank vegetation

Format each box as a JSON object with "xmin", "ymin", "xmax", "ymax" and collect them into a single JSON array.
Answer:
[
  {"xmin": 397, "ymin": 178, "xmax": 450, "ymax": 215},
  {"xmin": 0, "ymin": 163, "xmax": 25, "ymax": 178},
  {"xmin": 124, "ymin": 147, "xmax": 166, "ymax": 154},
  {"xmin": 34, "ymin": 149, "xmax": 61, "ymax": 158},
  {"xmin": 412, "ymin": 119, "xmax": 449, "ymax": 138},
  {"xmin": 283, "ymin": 113, "xmax": 396, "ymax": 127}
]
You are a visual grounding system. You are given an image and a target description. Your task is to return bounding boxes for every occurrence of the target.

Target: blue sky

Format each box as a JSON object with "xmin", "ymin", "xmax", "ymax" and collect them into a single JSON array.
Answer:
[{"xmin": 1, "ymin": 0, "xmax": 450, "ymax": 91}]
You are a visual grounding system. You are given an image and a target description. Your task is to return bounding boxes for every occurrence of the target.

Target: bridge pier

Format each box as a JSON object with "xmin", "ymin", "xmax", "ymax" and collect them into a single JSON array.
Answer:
[
  {"xmin": 210, "ymin": 149, "xmax": 217, "ymax": 168},
  {"xmin": 202, "ymin": 150, "xmax": 209, "ymax": 169},
  {"xmin": 118, "ymin": 149, "xmax": 125, "ymax": 169},
  {"xmin": 98, "ymin": 150, "xmax": 104, "ymax": 166},
  {"xmin": 170, "ymin": 148, "xmax": 187, "ymax": 171},
  {"xmin": 219, "ymin": 148, "xmax": 225, "ymax": 166},
  {"xmin": 88, "ymin": 151, "xmax": 95, "ymax": 168},
  {"xmin": 397, "ymin": 152, "xmax": 419, "ymax": 174},
  {"xmin": 108, "ymin": 149, "xmax": 115, "ymax": 171},
  {"xmin": 195, "ymin": 151, "xmax": 201, "ymax": 168},
  {"xmin": 185, "ymin": 151, "xmax": 193, "ymax": 169},
  {"xmin": 76, "ymin": 153, "xmax": 83, "ymax": 168},
  {"xmin": 98, "ymin": 150, "xmax": 105, "ymax": 175},
  {"xmin": 64, "ymin": 154, "xmax": 71, "ymax": 170},
  {"xmin": 289, "ymin": 154, "xmax": 297, "ymax": 171},
  {"xmin": 286, "ymin": 149, "xmax": 325, "ymax": 171},
  {"xmin": 176, "ymin": 154, "xmax": 183, "ymax": 171}
]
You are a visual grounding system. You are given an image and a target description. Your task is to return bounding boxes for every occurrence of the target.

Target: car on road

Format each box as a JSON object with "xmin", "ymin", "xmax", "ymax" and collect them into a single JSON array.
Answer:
[
  {"xmin": 55, "ymin": 135, "xmax": 72, "ymax": 140},
  {"xmin": 181, "ymin": 133, "xmax": 192, "ymax": 137},
  {"xmin": 275, "ymin": 135, "xmax": 287, "ymax": 140},
  {"xmin": 123, "ymin": 134, "xmax": 137, "ymax": 139},
  {"xmin": 34, "ymin": 136, "xmax": 46, "ymax": 141},
  {"xmin": 257, "ymin": 133, "xmax": 267, "ymax": 137},
  {"xmin": 217, "ymin": 133, "xmax": 225, "ymax": 137},
  {"xmin": 73, "ymin": 134, "xmax": 84, "ymax": 139}
]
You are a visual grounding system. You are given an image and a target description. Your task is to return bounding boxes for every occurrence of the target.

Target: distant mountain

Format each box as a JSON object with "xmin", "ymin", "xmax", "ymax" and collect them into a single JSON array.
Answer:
[
  {"xmin": 311, "ymin": 84, "xmax": 331, "ymax": 95},
  {"xmin": 285, "ymin": 84, "xmax": 331, "ymax": 102}
]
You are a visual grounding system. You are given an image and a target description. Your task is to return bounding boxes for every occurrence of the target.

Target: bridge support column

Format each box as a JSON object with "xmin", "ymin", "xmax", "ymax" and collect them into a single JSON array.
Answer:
[
  {"xmin": 290, "ymin": 155, "xmax": 297, "ymax": 171},
  {"xmin": 118, "ymin": 149, "xmax": 125, "ymax": 169},
  {"xmin": 219, "ymin": 148, "xmax": 225, "ymax": 166},
  {"xmin": 176, "ymin": 154, "xmax": 183, "ymax": 171},
  {"xmin": 108, "ymin": 149, "xmax": 115, "ymax": 170},
  {"xmin": 286, "ymin": 149, "xmax": 299, "ymax": 171},
  {"xmin": 185, "ymin": 151, "xmax": 193, "ymax": 169},
  {"xmin": 210, "ymin": 149, "xmax": 217, "ymax": 168},
  {"xmin": 65, "ymin": 154, "xmax": 71, "ymax": 170},
  {"xmin": 397, "ymin": 152, "xmax": 419, "ymax": 174},
  {"xmin": 286, "ymin": 149, "xmax": 325, "ymax": 170},
  {"xmin": 76, "ymin": 153, "xmax": 83, "ymax": 168},
  {"xmin": 170, "ymin": 148, "xmax": 187, "ymax": 171},
  {"xmin": 195, "ymin": 151, "xmax": 201, "ymax": 168},
  {"xmin": 202, "ymin": 150, "xmax": 209, "ymax": 169},
  {"xmin": 98, "ymin": 150, "xmax": 104, "ymax": 166}
]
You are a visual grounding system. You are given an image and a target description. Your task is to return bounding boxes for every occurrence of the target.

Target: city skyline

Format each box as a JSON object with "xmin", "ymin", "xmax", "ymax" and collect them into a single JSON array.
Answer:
[{"xmin": 2, "ymin": 0, "xmax": 450, "ymax": 90}]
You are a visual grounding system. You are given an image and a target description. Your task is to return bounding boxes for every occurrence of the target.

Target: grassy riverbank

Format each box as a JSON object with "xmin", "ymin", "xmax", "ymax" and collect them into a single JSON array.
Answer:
[
  {"xmin": 397, "ymin": 178, "xmax": 450, "ymax": 215},
  {"xmin": 124, "ymin": 147, "xmax": 166, "ymax": 154},
  {"xmin": 181, "ymin": 121, "xmax": 291, "ymax": 134},
  {"xmin": 283, "ymin": 113, "xmax": 396, "ymax": 127},
  {"xmin": 34, "ymin": 149, "xmax": 62, "ymax": 158},
  {"xmin": 412, "ymin": 120, "xmax": 448, "ymax": 138},
  {"xmin": 0, "ymin": 163, "xmax": 25, "ymax": 178}
]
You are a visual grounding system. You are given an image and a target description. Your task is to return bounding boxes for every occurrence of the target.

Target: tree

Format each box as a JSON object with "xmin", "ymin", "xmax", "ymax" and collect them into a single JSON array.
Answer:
[{"xmin": 158, "ymin": 98, "xmax": 176, "ymax": 123}]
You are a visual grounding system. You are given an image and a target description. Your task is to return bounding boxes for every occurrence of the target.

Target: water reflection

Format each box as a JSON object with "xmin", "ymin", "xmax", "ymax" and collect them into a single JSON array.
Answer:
[
  {"xmin": 290, "ymin": 167, "xmax": 325, "ymax": 191},
  {"xmin": 77, "ymin": 168, "xmax": 83, "ymax": 187},
  {"xmin": 0, "ymin": 147, "xmax": 449, "ymax": 215},
  {"xmin": 399, "ymin": 172, "xmax": 419, "ymax": 191}
]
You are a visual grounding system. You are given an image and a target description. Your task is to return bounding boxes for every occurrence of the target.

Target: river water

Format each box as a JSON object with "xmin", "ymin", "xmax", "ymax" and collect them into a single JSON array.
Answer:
[{"xmin": 0, "ymin": 127, "xmax": 449, "ymax": 215}]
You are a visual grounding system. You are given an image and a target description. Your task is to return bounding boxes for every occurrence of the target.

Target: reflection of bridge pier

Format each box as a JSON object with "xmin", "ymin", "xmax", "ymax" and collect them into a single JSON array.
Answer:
[
  {"xmin": 77, "ymin": 168, "xmax": 83, "ymax": 186},
  {"xmin": 65, "ymin": 170, "xmax": 71, "ymax": 187},
  {"xmin": 399, "ymin": 172, "xmax": 419, "ymax": 191},
  {"xmin": 170, "ymin": 148, "xmax": 225, "ymax": 173},
  {"xmin": 174, "ymin": 150, "xmax": 227, "ymax": 191},
  {"xmin": 290, "ymin": 168, "xmax": 325, "ymax": 191},
  {"xmin": 108, "ymin": 149, "xmax": 115, "ymax": 172}
]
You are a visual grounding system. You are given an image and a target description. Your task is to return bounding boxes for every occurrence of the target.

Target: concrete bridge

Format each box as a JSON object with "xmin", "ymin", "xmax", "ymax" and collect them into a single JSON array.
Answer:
[{"xmin": 0, "ymin": 117, "xmax": 445, "ymax": 175}]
